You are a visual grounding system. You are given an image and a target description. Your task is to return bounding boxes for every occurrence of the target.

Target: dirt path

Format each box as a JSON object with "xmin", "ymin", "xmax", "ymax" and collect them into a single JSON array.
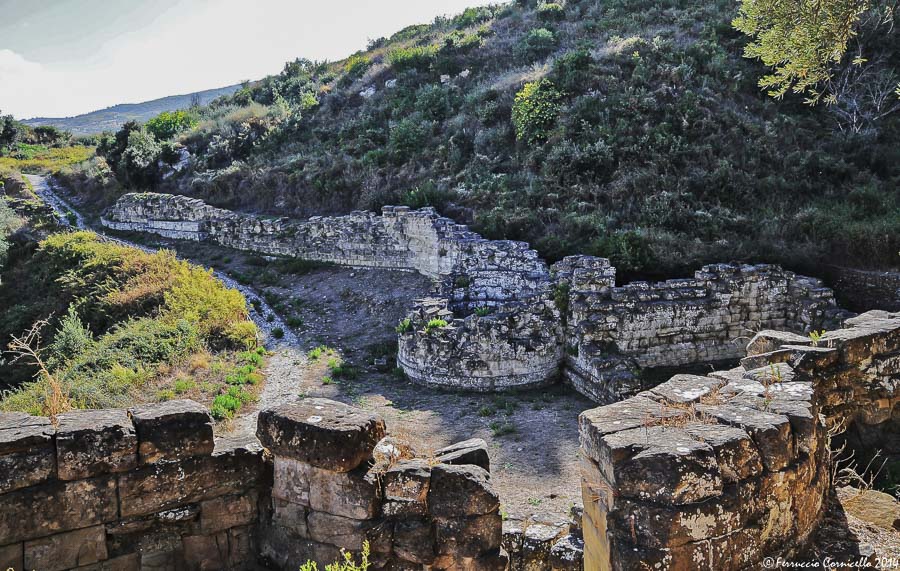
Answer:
[{"xmin": 39, "ymin": 179, "xmax": 594, "ymax": 521}]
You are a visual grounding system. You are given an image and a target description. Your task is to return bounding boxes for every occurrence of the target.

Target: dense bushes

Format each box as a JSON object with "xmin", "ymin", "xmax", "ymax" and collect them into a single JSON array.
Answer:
[
  {"xmin": 512, "ymin": 79, "xmax": 563, "ymax": 143},
  {"xmin": 0, "ymin": 231, "xmax": 258, "ymax": 413},
  {"xmin": 145, "ymin": 110, "xmax": 198, "ymax": 141},
  {"xmin": 61, "ymin": 0, "xmax": 900, "ymax": 277}
]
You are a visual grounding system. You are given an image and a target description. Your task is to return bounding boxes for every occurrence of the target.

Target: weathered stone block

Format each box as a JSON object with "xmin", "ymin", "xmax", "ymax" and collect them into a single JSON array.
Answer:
[
  {"xmin": 0, "ymin": 542, "xmax": 23, "ymax": 571},
  {"xmin": 24, "ymin": 525, "xmax": 108, "ymax": 571},
  {"xmin": 683, "ymin": 423, "xmax": 763, "ymax": 482},
  {"xmin": 0, "ymin": 475, "xmax": 118, "ymax": 544},
  {"xmin": 382, "ymin": 459, "xmax": 430, "ymax": 517},
  {"xmin": 56, "ymin": 408, "xmax": 137, "ymax": 480},
  {"xmin": 745, "ymin": 330, "xmax": 810, "ymax": 356},
  {"xmin": 118, "ymin": 439, "xmax": 263, "ymax": 518},
  {"xmin": 697, "ymin": 404, "xmax": 794, "ymax": 471},
  {"xmin": 72, "ymin": 553, "xmax": 141, "ymax": 571},
  {"xmin": 199, "ymin": 491, "xmax": 258, "ymax": 535},
  {"xmin": 434, "ymin": 514, "xmax": 503, "ymax": 558},
  {"xmin": 307, "ymin": 512, "xmax": 391, "ymax": 552},
  {"xmin": 0, "ymin": 411, "xmax": 55, "ymax": 493},
  {"xmin": 272, "ymin": 456, "xmax": 381, "ymax": 519},
  {"xmin": 257, "ymin": 398, "xmax": 385, "ymax": 472},
  {"xmin": 549, "ymin": 534, "xmax": 584, "ymax": 571},
  {"xmin": 434, "ymin": 438, "xmax": 490, "ymax": 471},
  {"xmin": 592, "ymin": 425, "xmax": 723, "ymax": 505},
  {"xmin": 521, "ymin": 523, "xmax": 565, "ymax": 571},
  {"xmin": 393, "ymin": 517, "xmax": 436, "ymax": 565},
  {"xmin": 130, "ymin": 400, "xmax": 214, "ymax": 464},
  {"xmin": 428, "ymin": 463, "xmax": 500, "ymax": 518}
]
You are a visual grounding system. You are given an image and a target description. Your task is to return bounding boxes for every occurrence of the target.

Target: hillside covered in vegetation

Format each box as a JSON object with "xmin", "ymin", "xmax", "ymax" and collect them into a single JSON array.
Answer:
[
  {"xmin": 60, "ymin": 0, "xmax": 900, "ymax": 279},
  {"xmin": 0, "ymin": 230, "xmax": 262, "ymax": 419}
]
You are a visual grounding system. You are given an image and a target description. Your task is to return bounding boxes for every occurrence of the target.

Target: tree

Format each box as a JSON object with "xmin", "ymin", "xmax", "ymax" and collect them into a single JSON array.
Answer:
[
  {"xmin": 734, "ymin": 0, "xmax": 899, "ymax": 115},
  {"xmin": 145, "ymin": 110, "xmax": 198, "ymax": 141}
]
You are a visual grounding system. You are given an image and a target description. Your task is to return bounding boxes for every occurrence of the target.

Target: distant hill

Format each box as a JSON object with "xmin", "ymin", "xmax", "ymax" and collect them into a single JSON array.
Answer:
[{"xmin": 23, "ymin": 84, "xmax": 242, "ymax": 135}]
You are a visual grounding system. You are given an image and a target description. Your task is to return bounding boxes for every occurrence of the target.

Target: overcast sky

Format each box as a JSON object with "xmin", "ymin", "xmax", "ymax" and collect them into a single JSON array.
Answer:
[{"xmin": 0, "ymin": 0, "xmax": 495, "ymax": 120}]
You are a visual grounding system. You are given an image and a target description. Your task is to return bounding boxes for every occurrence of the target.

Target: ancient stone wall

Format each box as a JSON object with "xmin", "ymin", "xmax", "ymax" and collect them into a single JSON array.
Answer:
[
  {"xmin": 396, "ymin": 296, "xmax": 564, "ymax": 391},
  {"xmin": 0, "ymin": 397, "xmax": 513, "ymax": 571},
  {"xmin": 102, "ymin": 194, "xmax": 851, "ymax": 397},
  {"xmin": 579, "ymin": 310, "xmax": 900, "ymax": 570},
  {"xmin": 0, "ymin": 400, "xmax": 267, "ymax": 571},
  {"xmin": 824, "ymin": 265, "xmax": 900, "ymax": 313},
  {"xmin": 555, "ymin": 255, "xmax": 849, "ymax": 403}
]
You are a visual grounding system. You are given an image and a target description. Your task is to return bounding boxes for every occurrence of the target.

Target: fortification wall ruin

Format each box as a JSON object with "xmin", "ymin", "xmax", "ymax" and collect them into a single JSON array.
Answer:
[
  {"xmin": 554, "ymin": 256, "xmax": 849, "ymax": 403},
  {"xmin": 579, "ymin": 310, "xmax": 900, "ymax": 570},
  {"xmin": 0, "ymin": 397, "xmax": 516, "ymax": 571},
  {"xmin": 102, "ymin": 193, "xmax": 849, "ymax": 398}
]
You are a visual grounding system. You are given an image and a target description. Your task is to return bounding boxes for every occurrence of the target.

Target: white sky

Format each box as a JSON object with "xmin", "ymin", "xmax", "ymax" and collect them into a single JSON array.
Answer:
[{"xmin": 0, "ymin": 0, "xmax": 496, "ymax": 120}]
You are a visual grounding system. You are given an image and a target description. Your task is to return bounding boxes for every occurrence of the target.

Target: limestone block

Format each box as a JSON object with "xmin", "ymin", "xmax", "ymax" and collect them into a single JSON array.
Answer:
[
  {"xmin": 0, "ymin": 542, "xmax": 23, "ymax": 571},
  {"xmin": 117, "ymin": 439, "xmax": 263, "ymax": 518},
  {"xmin": 0, "ymin": 411, "xmax": 55, "ymax": 493},
  {"xmin": 130, "ymin": 400, "xmax": 214, "ymax": 465},
  {"xmin": 56, "ymin": 408, "xmax": 137, "ymax": 480},
  {"xmin": 428, "ymin": 463, "xmax": 500, "ymax": 518},
  {"xmin": 434, "ymin": 438, "xmax": 490, "ymax": 471},
  {"xmin": 0, "ymin": 476, "xmax": 118, "ymax": 544},
  {"xmin": 24, "ymin": 525, "xmax": 108, "ymax": 571},
  {"xmin": 272, "ymin": 457, "xmax": 381, "ymax": 519},
  {"xmin": 272, "ymin": 497, "xmax": 309, "ymax": 537},
  {"xmin": 199, "ymin": 491, "xmax": 258, "ymax": 534},
  {"xmin": 646, "ymin": 374, "xmax": 727, "ymax": 404},
  {"xmin": 434, "ymin": 513, "xmax": 503, "ymax": 558},
  {"xmin": 549, "ymin": 534, "xmax": 585, "ymax": 571},
  {"xmin": 382, "ymin": 459, "xmax": 430, "ymax": 517},
  {"xmin": 71, "ymin": 553, "xmax": 141, "ymax": 571},
  {"xmin": 307, "ymin": 512, "xmax": 391, "ymax": 552},
  {"xmin": 683, "ymin": 423, "xmax": 763, "ymax": 482},
  {"xmin": 697, "ymin": 404, "xmax": 794, "ymax": 471},
  {"xmin": 257, "ymin": 398, "xmax": 385, "ymax": 472},
  {"xmin": 520, "ymin": 523, "xmax": 565, "ymax": 571},
  {"xmin": 592, "ymin": 425, "xmax": 724, "ymax": 505},
  {"xmin": 393, "ymin": 517, "xmax": 436, "ymax": 565}
]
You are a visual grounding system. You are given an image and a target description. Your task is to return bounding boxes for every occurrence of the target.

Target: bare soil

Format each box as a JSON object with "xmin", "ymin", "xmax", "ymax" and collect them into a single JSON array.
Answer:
[{"xmin": 137, "ymin": 237, "xmax": 594, "ymax": 521}]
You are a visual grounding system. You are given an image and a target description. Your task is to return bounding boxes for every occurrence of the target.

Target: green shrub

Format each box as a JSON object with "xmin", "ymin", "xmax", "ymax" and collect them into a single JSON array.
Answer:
[
  {"xmin": 425, "ymin": 318, "xmax": 448, "ymax": 333},
  {"xmin": 344, "ymin": 54, "xmax": 372, "ymax": 78},
  {"xmin": 271, "ymin": 327, "xmax": 285, "ymax": 339},
  {"xmin": 518, "ymin": 28, "xmax": 557, "ymax": 61},
  {"xmin": 474, "ymin": 307, "xmax": 492, "ymax": 316},
  {"xmin": 145, "ymin": 110, "xmax": 198, "ymax": 141},
  {"xmin": 395, "ymin": 318, "xmax": 412, "ymax": 333},
  {"xmin": 300, "ymin": 541, "xmax": 370, "ymax": 571},
  {"xmin": 512, "ymin": 79, "xmax": 563, "ymax": 143},
  {"xmin": 387, "ymin": 45, "xmax": 437, "ymax": 72},
  {"xmin": 389, "ymin": 118, "xmax": 429, "ymax": 162},
  {"xmin": 551, "ymin": 49, "xmax": 594, "ymax": 93},
  {"xmin": 536, "ymin": 2, "xmax": 565, "ymax": 21}
]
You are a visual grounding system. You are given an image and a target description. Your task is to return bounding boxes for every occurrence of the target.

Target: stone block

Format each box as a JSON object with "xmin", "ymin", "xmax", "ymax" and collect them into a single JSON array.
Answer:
[
  {"xmin": 434, "ymin": 438, "xmax": 490, "ymax": 471},
  {"xmin": 0, "ymin": 412, "xmax": 55, "ymax": 493},
  {"xmin": 118, "ymin": 439, "xmax": 263, "ymax": 518},
  {"xmin": 199, "ymin": 491, "xmax": 258, "ymax": 535},
  {"xmin": 257, "ymin": 398, "xmax": 385, "ymax": 472},
  {"xmin": 0, "ymin": 475, "xmax": 118, "ymax": 544},
  {"xmin": 272, "ymin": 497, "xmax": 309, "ymax": 537},
  {"xmin": 521, "ymin": 523, "xmax": 565, "ymax": 571},
  {"xmin": 272, "ymin": 457, "xmax": 381, "ymax": 519},
  {"xmin": 56, "ymin": 408, "xmax": 137, "ymax": 480},
  {"xmin": 646, "ymin": 374, "xmax": 726, "ymax": 404},
  {"xmin": 307, "ymin": 512, "xmax": 391, "ymax": 552},
  {"xmin": 592, "ymin": 425, "xmax": 723, "ymax": 505},
  {"xmin": 549, "ymin": 534, "xmax": 584, "ymax": 571},
  {"xmin": 24, "ymin": 525, "xmax": 108, "ymax": 571},
  {"xmin": 72, "ymin": 553, "xmax": 141, "ymax": 571},
  {"xmin": 683, "ymin": 422, "xmax": 763, "ymax": 482},
  {"xmin": 697, "ymin": 404, "xmax": 794, "ymax": 471},
  {"xmin": 382, "ymin": 459, "xmax": 430, "ymax": 517},
  {"xmin": 434, "ymin": 513, "xmax": 503, "ymax": 558},
  {"xmin": 745, "ymin": 330, "xmax": 810, "ymax": 356},
  {"xmin": 393, "ymin": 517, "xmax": 436, "ymax": 565},
  {"xmin": 130, "ymin": 400, "xmax": 214, "ymax": 465},
  {"xmin": 428, "ymin": 463, "xmax": 500, "ymax": 518},
  {"xmin": 0, "ymin": 542, "xmax": 23, "ymax": 571}
]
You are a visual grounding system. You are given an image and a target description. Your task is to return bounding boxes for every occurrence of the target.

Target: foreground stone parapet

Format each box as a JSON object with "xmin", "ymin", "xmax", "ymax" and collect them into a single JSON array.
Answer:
[
  {"xmin": 579, "ymin": 310, "xmax": 900, "ymax": 570},
  {"xmin": 257, "ymin": 398, "xmax": 386, "ymax": 472},
  {"xmin": 0, "ymin": 401, "xmax": 266, "ymax": 571},
  {"xmin": 258, "ymin": 398, "xmax": 508, "ymax": 570}
]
